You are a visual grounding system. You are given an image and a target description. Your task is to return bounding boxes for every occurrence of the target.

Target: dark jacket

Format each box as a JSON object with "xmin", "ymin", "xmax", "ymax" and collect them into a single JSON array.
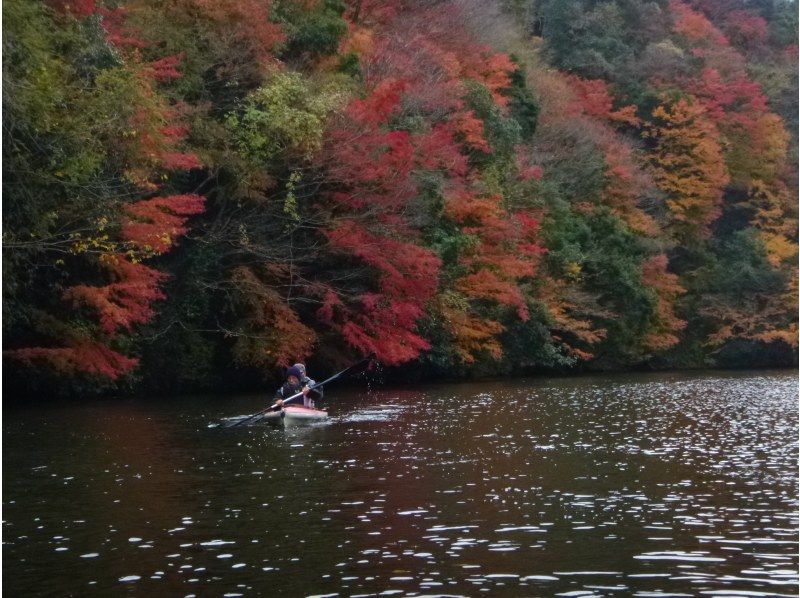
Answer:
[
  {"xmin": 301, "ymin": 375, "xmax": 323, "ymax": 400},
  {"xmin": 274, "ymin": 378, "xmax": 323, "ymax": 406},
  {"xmin": 274, "ymin": 381, "xmax": 302, "ymax": 403}
]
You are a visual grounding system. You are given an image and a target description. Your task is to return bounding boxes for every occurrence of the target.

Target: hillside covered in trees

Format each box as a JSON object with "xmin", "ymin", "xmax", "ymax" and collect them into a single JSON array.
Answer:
[{"xmin": 3, "ymin": 0, "xmax": 797, "ymax": 396}]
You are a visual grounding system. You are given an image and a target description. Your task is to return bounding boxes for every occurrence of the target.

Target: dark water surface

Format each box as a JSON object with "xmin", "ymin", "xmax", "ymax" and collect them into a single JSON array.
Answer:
[{"xmin": 3, "ymin": 370, "xmax": 798, "ymax": 596}]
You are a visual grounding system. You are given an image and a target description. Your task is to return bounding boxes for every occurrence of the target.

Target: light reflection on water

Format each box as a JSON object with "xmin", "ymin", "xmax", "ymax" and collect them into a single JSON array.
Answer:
[{"xmin": 3, "ymin": 370, "xmax": 798, "ymax": 596}]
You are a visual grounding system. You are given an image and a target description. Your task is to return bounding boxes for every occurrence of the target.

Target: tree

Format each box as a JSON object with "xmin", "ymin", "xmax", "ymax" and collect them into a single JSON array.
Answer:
[{"xmin": 646, "ymin": 98, "xmax": 729, "ymax": 242}]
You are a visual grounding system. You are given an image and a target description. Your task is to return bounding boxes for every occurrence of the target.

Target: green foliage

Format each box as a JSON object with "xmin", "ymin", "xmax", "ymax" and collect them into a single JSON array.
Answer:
[
  {"xmin": 4, "ymin": 0, "xmax": 796, "ymax": 396},
  {"xmin": 539, "ymin": 0, "xmax": 635, "ymax": 79},
  {"xmin": 766, "ymin": 0, "xmax": 799, "ymax": 46},
  {"xmin": 277, "ymin": 0, "xmax": 348, "ymax": 60},
  {"xmin": 697, "ymin": 229, "xmax": 785, "ymax": 298},
  {"xmin": 464, "ymin": 81, "xmax": 522, "ymax": 160},
  {"xmin": 227, "ymin": 71, "xmax": 346, "ymax": 163},
  {"xmin": 545, "ymin": 207, "xmax": 658, "ymax": 362},
  {"xmin": 502, "ymin": 300, "xmax": 576, "ymax": 370},
  {"xmin": 337, "ymin": 52, "xmax": 361, "ymax": 77},
  {"xmin": 506, "ymin": 58, "xmax": 539, "ymax": 140}
]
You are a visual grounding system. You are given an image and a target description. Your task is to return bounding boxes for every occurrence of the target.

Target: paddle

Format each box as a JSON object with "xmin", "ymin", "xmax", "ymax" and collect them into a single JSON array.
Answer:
[{"xmin": 224, "ymin": 353, "xmax": 376, "ymax": 428}]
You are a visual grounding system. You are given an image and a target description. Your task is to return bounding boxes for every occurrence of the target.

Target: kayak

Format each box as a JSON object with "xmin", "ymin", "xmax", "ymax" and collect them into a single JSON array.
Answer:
[{"xmin": 261, "ymin": 405, "xmax": 328, "ymax": 425}]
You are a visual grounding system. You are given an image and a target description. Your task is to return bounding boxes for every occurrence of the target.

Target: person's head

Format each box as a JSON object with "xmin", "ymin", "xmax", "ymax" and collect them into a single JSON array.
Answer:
[
  {"xmin": 286, "ymin": 365, "xmax": 303, "ymax": 385},
  {"xmin": 293, "ymin": 363, "xmax": 306, "ymax": 376}
]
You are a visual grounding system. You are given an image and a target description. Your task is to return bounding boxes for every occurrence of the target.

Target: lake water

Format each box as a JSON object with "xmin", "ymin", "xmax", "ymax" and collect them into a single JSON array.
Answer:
[{"xmin": 3, "ymin": 370, "xmax": 798, "ymax": 596}]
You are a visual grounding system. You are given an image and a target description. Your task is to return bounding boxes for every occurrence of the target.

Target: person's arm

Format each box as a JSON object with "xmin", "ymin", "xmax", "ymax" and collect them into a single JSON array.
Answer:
[
  {"xmin": 305, "ymin": 377, "xmax": 323, "ymax": 400},
  {"xmin": 272, "ymin": 386, "xmax": 285, "ymax": 409}
]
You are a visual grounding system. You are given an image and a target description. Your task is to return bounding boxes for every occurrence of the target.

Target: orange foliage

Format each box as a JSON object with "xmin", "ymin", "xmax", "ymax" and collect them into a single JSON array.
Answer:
[
  {"xmin": 669, "ymin": 0, "xmax": 728, "ymax": 47},
  {"xmin": 748, "ymin": 181, "xmax": 798, "ymax": 267},
  {"xmin": 566, "ymin": 76, "xmax": 640, "ymax": 127},
  {"xmin": 646, "ymin": 98, "xmax": 729, "ymax": 239},
  {"xmin": 440, "ymin": 302, "xmax": 504, "ymax": 363},
  {"xmin": 726, "ymin": 112, "xmax": 789, "ymax": 188},
  {"xmin": 601, "ymin": 135, "xmax": 659, "ymax": 236},
  {"xmin": 703, "ymin": 276, "xmax": 799, "ymax": 350},
  {"xmin": 461, "ymin": 51, "xmax": 515, "ymax": 108},
  {"xmin": 64, "ymin": 256, "xmax": 167, "ymax": 334},
  {"xmin": 538, "ymin": 277, "xmax": 609, "ymax": 360},
  {"xmin": 641, "ymin": 254, "xmax": 686, "ymax": 351},
  {"xmin": 340, "ymin": 23, "xmax": 375, "ymax": 56},
  {"xmin": 169, "ymin": 0, "xmax": 285, "ymax": 62},
  {"xmin": 230, "ymin": 266, "xmax": 317, "ymax": 368},
  {"xmin": 451, "ymin": 110, "xmax": 490, "ymax": 152},
  {"xmin": 441, "ymin": 191, "xmax": 545, "ymax": 361},
  {"xmin": 456, "ymin": 269, "xmax": 528, "ymax": 319}
]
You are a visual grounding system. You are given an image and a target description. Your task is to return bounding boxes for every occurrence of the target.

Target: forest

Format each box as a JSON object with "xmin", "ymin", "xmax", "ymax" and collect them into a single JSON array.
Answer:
[{"xmin": 3, "ymin": 0, "xmax": 797, "ymax": 397}]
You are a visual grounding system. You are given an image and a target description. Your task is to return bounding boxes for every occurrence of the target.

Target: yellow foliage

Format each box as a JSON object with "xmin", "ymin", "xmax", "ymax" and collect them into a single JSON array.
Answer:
[
  {"xmin": 760, "ymin": 231, "xmax": 797, "ymax": 266},
  {"xmin": 646, "ymin": 98, "xmax": 729, "ymax": 240},
  {"xmin": 439, "ymin": 297, "xmax": 504, "ymax": 363}
]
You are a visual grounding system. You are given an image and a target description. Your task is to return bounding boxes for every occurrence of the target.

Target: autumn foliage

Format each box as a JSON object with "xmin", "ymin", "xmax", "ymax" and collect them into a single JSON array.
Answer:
[
  {"xmin": 3, "ymin": 0, "xmax": 797, "ymax": 393},
  {"xmin": 646, "ymin": 98, "xmax": 729, "ymax": 240}
]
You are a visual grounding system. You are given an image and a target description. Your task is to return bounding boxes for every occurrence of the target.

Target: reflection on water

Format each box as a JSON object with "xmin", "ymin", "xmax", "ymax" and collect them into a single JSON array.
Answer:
[{"xmin": 3, "ymin": 370, "xmax": 798, "ymax": 596}]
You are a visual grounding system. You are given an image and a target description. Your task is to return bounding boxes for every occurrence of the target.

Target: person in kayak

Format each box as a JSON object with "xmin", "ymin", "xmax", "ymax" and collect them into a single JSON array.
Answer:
[
  {"xmin": 273, "ymin": 365, "xmax": 322, "ymax": 410},
  {"xmin": 293, "ymin": 362, "xmax": 323, "ymax": 408}
]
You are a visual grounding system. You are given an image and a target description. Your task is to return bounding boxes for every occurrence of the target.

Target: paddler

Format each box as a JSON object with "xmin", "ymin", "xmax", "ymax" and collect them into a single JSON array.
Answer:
[
  {"xmin": 273, "ymin": 365, "xmax": 322, "ymax": 409},
  {"xmin": 293, "ymin": 362, "xmax": 323, "ymax": 408}
]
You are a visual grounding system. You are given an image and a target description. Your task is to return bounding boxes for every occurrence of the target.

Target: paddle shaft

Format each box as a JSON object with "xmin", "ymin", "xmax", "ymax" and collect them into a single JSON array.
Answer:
[{"xmin": 227, "ymin": 354, "xmax": 374, "ymax": 427}]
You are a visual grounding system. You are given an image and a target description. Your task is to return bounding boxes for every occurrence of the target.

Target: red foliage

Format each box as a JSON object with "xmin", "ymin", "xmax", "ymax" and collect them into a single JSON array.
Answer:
[
  {"xmin": 325, "ymin": 80, "xmax": 418, "ymax": 211},
  {"xmin": 670, "ymin": 0, "xmax": 728, "ymax": 47},
  {"xmin": 7, "ymin": 342, "xmax": 139, "ymax": 380},
  {"xmin": 122, "ymin": 194, "xmax": 206, "ymax": 254},
  {"xmin": 520, "ymin": 165, "xmax": 544, "ymax": 181},
  {"xmin": 321, "ymin": 221, "xmax": 441, "ymax": 365},
  {"xmin": 159, "ymin": 152, "xmax": 202, "ymax": 171},
  {"xmin": 47, "ymin": 0, "xmax": 95, "ymax": 17},
  {"xmin": 687, "ymin": 68, "xmax": 767, "ymax": 123},
  {"xmin": 159, "ymin": 125, "xmax": 190, "ymax": 142},
  {"xmin": 347, "ymin": 78, "xmax": 407, "ymax": 126},
  {"xmin": 146, "ymin": 54, "xmax": 185, "ymax": 82},
  {"xmin": 65, "ymin": 257, "xmax": 167, "ymax": 334},
  {"xmin": 451, "ymin": 110, "xmax": 490, "ymax": 152},
  {"xmin": 10, "ymin": 0, "xmax": 214, "ymax": 382},
  {"xmin": 98, "ymin": 7, "xmax": 149, "ymax": 49},
  {"xmin": 566, "ymin": 76, "xmax": 640, "ymax": 126},
  {"xmin": 173, "ymin": 0, "xmax": 285, "ymax": 62},
  {"xmin": 316, "ymin": 0, "xmax": 538, "ymax": 365},
  {"xmin": 724, "ymin": 10, "xmax": 768, "ymax": 47},
  {"xmin": 413, "ymin": 124, "xmax": 468, "ymax": 177},
  {"xmin": 326, "ymin": 222, "xmax": 440, "ymax": 300},
  {"xmin": 461, "ymin": 51, "xmax": 515, "ymax": 108},
  {"xmin": 319, "ymin": 67, "xmax": 450, "ymax": 364}
]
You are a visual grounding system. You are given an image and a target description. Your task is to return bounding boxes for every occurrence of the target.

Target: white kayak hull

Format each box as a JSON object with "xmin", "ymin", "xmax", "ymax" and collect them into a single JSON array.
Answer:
[{"xmin": 263, "ymin": 405, "xmax": 328, "ymax": 425}]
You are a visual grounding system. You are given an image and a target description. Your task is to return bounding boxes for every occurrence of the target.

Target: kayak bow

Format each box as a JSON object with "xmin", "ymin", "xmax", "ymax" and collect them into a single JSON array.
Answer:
[{"xmin": 262, "ymin": 405, "xmax": 328, "ymax": 425}]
